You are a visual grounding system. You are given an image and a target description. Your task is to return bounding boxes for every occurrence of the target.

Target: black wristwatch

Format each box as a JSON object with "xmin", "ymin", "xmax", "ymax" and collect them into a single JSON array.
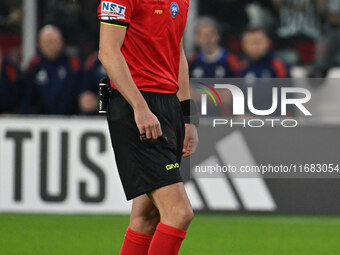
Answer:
[{"xmin": 180, "ymin": 99, "xmax": 199, "ymax": 126}]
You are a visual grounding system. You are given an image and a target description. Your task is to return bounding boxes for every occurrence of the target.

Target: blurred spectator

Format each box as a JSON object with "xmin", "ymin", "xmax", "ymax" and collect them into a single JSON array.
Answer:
[
  {"xmin": 241, "ymin": 27, "xmax": 289, "ymax": 79},
  {"xmin": 273, "ymin": 0, "xmax": 325, "ymax": 65},
  {"xmin": 313, "ymin": 0, "xmax": 340, "ymax": 76},
  {"xmin": 198, "ymin": 0, "xmax": 276, "ymax": 40},
  {"xmin": 324, "ymin": 0, "xmax": 340, "ymax": 28},
  {"xmin": 78, "ymin": 52, "xmax": 105, "ymax": 115},
  {"xmin": 23, "ymin": 25, "xmax": 81, "ymax": 115},
  {"xmin": 0, "ymin": 47, "xmax": 21, "ymax": 114},
  {"xmin": 245, "ymin": 1, "xmax": 276, "ymax": 34},
  {"xmin": 0, "ymin": 0, "xmax": 22, "ymax": 33},
  {"xmin": 274, "ymin": 0, "xmax": 322, "ymax": 39},
  {"xmin": 241, "ymin": 27, "xmax": 291, "ymax": 116},
  {"xmin": 40, "ymin": 0, "xmax": 99, "ymax": 60},
  {"xmin": 189, "ymin": 17, "xmax": 239, "ymax": 78}
]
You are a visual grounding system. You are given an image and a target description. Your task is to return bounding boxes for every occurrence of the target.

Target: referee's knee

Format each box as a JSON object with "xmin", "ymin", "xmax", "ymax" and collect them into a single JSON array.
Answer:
[
  {"xmin": 130, "ymin": 212, "xmax": 160, "ymax": 234},
  {"xmin": 177, "ymin": 205, "xmax": 194, "ymax": 226},
  {"xmin": 162, "ymin": 204, "xmax": 194, "ymax": 230}
]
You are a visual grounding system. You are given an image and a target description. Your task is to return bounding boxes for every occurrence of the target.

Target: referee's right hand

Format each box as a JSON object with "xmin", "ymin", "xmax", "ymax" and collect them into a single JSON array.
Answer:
[{"xmin": 134, "ymin": 106, "xmax": 162, "ymax": 142}]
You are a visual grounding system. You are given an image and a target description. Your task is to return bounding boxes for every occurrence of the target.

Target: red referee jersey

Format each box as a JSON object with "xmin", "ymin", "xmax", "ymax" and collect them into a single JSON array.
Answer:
[{"xmin": 98, "ymin": 0, "xmax": 189, "ymax": 93}]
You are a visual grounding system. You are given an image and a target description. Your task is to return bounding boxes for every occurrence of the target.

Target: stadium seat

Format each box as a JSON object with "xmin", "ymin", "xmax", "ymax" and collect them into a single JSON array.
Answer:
[
  {"xmin": 305, "ymin": 73, "xmax": 340, "ymax": 119},
  {"xmin": 291, "ymin": 66, "xmax": 308, "ymax": 78},
  {"xmin": 326, "ymin": 67, "xmax": 340, "ymax": 78}
]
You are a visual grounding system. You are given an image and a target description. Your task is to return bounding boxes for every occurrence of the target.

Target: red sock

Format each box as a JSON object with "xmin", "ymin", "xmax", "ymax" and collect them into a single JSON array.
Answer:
[
  {"xmin": 148, "ymin": 223, "xmax": 187, "ymax": 255},
  {"xmin": 120, "ymin": 227, "xmax": 153, "ymax": 255}
]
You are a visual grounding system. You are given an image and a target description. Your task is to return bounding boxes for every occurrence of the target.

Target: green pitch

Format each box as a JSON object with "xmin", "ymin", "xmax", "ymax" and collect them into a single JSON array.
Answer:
[{"xmin": 1, "ymin": 214, "xmax": 340, "ymax": 255}]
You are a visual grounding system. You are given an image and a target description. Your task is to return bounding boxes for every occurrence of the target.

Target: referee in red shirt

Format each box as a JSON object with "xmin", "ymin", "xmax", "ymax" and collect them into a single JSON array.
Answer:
[{"xmin": 98, "ymin": 0, "xmax": 199, "ymax": 254}]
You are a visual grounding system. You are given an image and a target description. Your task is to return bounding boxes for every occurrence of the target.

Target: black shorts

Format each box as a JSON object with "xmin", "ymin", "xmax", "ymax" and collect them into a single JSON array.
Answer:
[{"xmin": 107, "ymin": 90, "xmax": 185, "ymax": 200}]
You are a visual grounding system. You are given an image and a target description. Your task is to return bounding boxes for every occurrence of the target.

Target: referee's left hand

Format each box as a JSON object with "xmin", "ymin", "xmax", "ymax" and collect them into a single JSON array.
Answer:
[{"xmin": 182, "ymin": 124, "xmax": 199, "ymax": 157}]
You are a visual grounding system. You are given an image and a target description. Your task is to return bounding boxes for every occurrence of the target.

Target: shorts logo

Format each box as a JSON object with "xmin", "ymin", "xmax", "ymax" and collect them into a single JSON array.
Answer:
[
  {"xmin": 170, "ymin": 2, "xmax": 179, "ymax": 18},
  {"xmin": 166, "ymin": 163, "xmax": 180, "ymax": 170},
  {"xmin": 101, "ymin": 1, "xmax": 126, "ymax": 20}
]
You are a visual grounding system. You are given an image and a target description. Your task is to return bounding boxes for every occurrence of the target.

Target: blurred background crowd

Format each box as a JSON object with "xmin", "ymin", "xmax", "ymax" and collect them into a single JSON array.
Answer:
[{"xmin": 1, "ymin": 0, "xmax": 340, "ymax": 116}]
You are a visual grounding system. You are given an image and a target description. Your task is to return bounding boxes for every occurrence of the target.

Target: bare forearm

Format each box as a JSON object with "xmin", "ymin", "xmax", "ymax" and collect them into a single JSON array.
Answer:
[
  {"xmin": 98, "ymin": 24, "xmax": 162, "ymax": 141},
  {"xmin": 99, "ymin": 50, "xmax": 147, "ymax": 110},
  {"xmin": 177, "ymin": 48, "xmax": 190, "ymax": 101}
]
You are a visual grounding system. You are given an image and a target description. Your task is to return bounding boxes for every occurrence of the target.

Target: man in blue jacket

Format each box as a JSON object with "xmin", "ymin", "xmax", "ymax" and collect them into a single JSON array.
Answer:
[
  {"xmin": 78, "ymin": 51, "xmax": 105, "ymax": 115},
  {"xmin": 241, "ymin": 27, "xmax": 292, "ymax": 116},
  {"xmin": 189, "ymin": 17, "xmax": 239, "ymax": 78},
  {"xmin": 241, "ymin": 27, "xmax": 289, "ymax": 79},
  {"xmin": 24, "ymin": 25, "xmax": 81, "ymax": 115}
]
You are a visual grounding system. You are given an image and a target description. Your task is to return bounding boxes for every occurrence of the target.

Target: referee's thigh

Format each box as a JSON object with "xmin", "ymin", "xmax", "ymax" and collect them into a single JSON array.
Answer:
[{"xmin": 148, "ymin": 182, "xmax": 194, "ymax": 230}]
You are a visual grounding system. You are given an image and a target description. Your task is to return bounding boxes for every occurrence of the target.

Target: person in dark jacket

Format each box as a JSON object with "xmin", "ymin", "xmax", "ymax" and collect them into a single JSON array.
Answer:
[
  {"xmin": 241, "ymin": 27, "xmax": 292, "ymax": 116},
  {"xmin": 189, "ymin": 17, "xmax": 239, "ymax": 78},
  {"xmin": 78, "ymin": 51, "xmax": 105, "ymax": 115},
  {"xmin": 24, "ymin": 25, "xmax": 81, "ymax": 115},
  {"xmin": 0, "ymin": 47, "xmax": 21, "ymax": 114},
  {"xmin": 241, "ymin": 27, "xmax": 289, "ymax": 79}
]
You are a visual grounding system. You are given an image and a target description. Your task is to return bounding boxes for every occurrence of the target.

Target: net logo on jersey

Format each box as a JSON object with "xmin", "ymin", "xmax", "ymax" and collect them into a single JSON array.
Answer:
[
  {"xmin": 101, "ymin": 1, "xmax": 126, "ymax": 20},
  {"xmin": 170, "ymin": 2, "xmax": 179, "ymax": 18}
]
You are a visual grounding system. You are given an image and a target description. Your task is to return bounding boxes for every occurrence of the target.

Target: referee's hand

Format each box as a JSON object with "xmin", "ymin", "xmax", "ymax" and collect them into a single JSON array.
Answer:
[
  {"xmin": 182, "ymin": 124, "xmax": 199, "ymax": 157},
  {"xmin": 134, "ymin": 107, "xmax": 162, "ymax": 142}
]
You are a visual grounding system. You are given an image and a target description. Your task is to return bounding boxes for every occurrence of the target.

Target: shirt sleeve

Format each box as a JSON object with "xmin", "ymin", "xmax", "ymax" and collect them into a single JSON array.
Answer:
[{"xmin": 98, "ymin": 0, "xmax": 135, "ymax": 27}]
